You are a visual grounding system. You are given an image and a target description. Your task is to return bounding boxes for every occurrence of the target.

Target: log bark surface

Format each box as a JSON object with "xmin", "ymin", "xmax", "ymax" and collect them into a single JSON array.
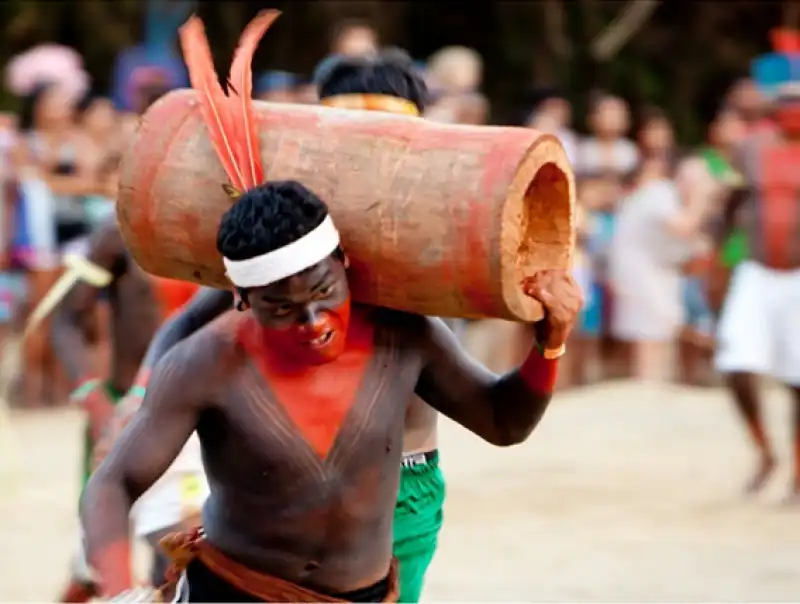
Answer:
[{"xmin": 118, "ymin": 90, "xmax": 574, "ymax": 321}]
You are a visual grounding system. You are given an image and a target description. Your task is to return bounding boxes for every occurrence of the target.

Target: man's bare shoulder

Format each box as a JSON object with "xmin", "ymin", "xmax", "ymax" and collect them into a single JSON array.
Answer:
[
  {"xmin": 182, "ymin": 309, "xmax": 245, "ymax": 356},
  {"xmin": 372, "ymin": 306, "xmax": 425, "ymax": 333},
  {"xmin": 370, "ymin": 308, "xmax": 446, "ymax": 355},
  {"xmin": 153, "ymin": 310, "xmax": 245, "ymax": 390}
]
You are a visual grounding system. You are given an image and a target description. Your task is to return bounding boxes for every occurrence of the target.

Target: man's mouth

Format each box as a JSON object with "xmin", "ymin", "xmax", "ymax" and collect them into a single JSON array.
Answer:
[{"xmin": 304, "ymin": 330, "xmax": 334, "ymax": 348}]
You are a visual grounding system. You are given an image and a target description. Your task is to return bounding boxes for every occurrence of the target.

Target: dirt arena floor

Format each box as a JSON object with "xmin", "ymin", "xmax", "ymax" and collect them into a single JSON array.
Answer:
[{"xmin": 1, "ymin": 330, "xmax": 799, "ymax": 601}]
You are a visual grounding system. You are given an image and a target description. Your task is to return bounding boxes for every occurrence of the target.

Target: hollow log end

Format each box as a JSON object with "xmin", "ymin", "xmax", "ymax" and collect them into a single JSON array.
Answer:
[{"xmin": 500, "ymin": 132, "xmax": 575, "ymax": 323}]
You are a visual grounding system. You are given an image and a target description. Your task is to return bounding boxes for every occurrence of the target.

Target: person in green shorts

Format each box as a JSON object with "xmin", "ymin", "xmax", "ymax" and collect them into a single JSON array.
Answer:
[
  {"xmin": 108, "ymin": 52, "xmax": 446, "ymax": 602},
  {"xmin": 392, "ymin": 405, "xmax": 446, "ymax": 602},
  {"xmin": 317, "ymin": 51, "xmax": 446, "ymax": 603}
]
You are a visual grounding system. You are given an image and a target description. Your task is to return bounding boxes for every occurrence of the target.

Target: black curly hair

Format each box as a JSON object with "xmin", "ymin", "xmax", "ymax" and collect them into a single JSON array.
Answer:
[
  {"xmin": 313, "ymin": 48, "xmax": 428, "ymax": 112},
  {"xmin": 217, "ymin": 180, "xmax": 343, "ymax": 298},
  {"xmin": 19, "ymin": 82, "xmax": 55, "ymax": 133}
]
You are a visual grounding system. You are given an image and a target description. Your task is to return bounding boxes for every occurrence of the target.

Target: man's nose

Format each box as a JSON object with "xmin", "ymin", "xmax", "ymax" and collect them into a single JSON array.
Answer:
[{"xmin": 298, "ymin": 306, "xmax": 324, "ymax": 331}]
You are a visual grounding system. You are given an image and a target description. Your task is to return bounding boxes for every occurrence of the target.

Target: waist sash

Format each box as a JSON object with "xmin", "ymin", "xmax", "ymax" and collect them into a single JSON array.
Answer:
[{"xmin": 161, "ymin": 528, "xmax": 399, "ymax": 602}]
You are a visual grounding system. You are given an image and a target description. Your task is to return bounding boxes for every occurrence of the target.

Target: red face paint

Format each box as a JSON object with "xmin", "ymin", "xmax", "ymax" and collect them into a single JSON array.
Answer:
[
  {"xmin": 760, "ymin": 142, "xmax": 800, "ymax": 267},
  {"xmin": 261, "ymin": 297, "xmax": 352, "ymax": 366},
  {"xmin": 236, "ymin": 305, "xmax": 376, "ymax": 459}
]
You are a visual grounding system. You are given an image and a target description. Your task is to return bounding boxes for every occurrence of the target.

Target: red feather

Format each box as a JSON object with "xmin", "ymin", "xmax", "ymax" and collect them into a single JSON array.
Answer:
[
  {"xmin": 179, "ymin": 15, "xmax": 246, "ymax": 191},
  {"xmin": 227, "ymin": 10, "xmax": 280, "ymax": 189}
]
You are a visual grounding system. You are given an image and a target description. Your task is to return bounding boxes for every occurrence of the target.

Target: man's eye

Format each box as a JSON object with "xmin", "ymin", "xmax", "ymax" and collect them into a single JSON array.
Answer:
[
  {"xmin": 272, "ymin": 305, "xmax": 293, "ymax": 317},
  {"xmin": 314, "ymin": 285, "xmax": 333, "ymax": 299}
]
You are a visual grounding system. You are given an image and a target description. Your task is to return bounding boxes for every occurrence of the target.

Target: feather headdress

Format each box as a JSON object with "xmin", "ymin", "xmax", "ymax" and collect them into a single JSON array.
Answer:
[{"xmin": 178, "ymin": 11, "xmax": 280, "ymax": 199}]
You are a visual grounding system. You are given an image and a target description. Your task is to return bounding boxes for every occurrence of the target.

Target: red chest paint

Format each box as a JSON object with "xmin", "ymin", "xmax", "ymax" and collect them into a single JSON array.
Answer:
[
  {"xmin": 760, "ymin": 143, "xmax": 800, "ymax": 266},
  {"xmin": 237, "ymin": 310, "xmax": 377, "ymax": 459},
  {"xmin": 147, "ymin": 274, "xmax": 200, "ymax": 321}
]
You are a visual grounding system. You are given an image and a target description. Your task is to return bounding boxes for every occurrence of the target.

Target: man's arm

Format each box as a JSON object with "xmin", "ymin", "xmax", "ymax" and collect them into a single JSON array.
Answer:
[
  {"xmin": 670, "ymin": 157, "xmax": 715, "ymax": 238},
  {"xmin": 92, "ymin": 288, "xmax": 233, "ymax": 471},
  {"xmin": 81, "ymin": 338, "xmax": 209, "ymax": 597},
  {"xmin": 414, "ymin": 271, "xmax": 582, "ymax": 447},
  {"xmin": 51, "ymin": 224, "xmax": 123, "ymax": 385}
]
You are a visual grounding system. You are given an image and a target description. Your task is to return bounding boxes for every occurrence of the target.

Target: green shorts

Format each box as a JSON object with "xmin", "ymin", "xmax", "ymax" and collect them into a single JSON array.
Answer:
[
  {"xmin": 393, "ymin": 450, "xmax": 446, "ymax": 603},
  {"xmin": 720, "ymin": 229, "xmax": 749, "ymax": 269},
  {"xmin": 81, "ymin": 383, "xmax": 125, "ymax": 490}
]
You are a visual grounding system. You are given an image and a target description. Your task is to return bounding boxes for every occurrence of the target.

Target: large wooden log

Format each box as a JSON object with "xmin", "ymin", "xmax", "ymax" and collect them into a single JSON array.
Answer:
[{"xmin": 117, "ymin": 89, "xmax": 574, "ymax": 321}]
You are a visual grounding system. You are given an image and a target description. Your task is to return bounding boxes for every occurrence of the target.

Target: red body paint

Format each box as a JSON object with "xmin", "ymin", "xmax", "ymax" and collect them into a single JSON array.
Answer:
[
  {"xmin": 237, "ymin": 301, "xmax": 377, "ymax": 459},
  {"xmin": 760, "ymin": 143, "xmax": 800, "ymax": 267},
  {"xmin": 147, "ymin": 275, "xmax": 200, "ymax": 321},
  {"xmin": 775, "ymin": 106, "xmax": 800, "ymax": 136},
  {"xmin": 92, "ymin": 538, "xmax": 133, "ymax": 597},
  {"xmin": 519, "ymin": 349, "xmax": 559, "ymax": 395}
]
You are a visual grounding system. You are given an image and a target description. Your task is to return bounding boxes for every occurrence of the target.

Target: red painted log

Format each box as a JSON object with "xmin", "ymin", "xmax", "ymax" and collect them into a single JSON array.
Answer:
[{"xmin": 117, "ymin": 89, "xmax": 574, "ymax": 321}]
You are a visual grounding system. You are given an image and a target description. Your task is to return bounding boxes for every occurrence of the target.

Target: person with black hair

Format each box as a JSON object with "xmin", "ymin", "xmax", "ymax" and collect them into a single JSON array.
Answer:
[
  {"xmin": 81, "ymin": 14, "xmax": 582, "ymax": 602},
  {"xmin": 117, "ymin": 47, "xmax": 446, "ymax": 601},
  {"xmin": 104, "ymin": 47, "xmax": 442, "ymax": 603},
  {"xmin": 315, "ymin": 48, "xmax": 427, "ymax": 115}
]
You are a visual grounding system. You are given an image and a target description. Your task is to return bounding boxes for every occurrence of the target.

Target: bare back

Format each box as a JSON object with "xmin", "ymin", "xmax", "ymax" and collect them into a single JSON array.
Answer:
[
  {"xmin": 53, "ymin": 224, "xmax": 162, "ymax": 391},
  {"xmin": 106, "ymin": 260, "xmax": 162, "ymax": 386}
]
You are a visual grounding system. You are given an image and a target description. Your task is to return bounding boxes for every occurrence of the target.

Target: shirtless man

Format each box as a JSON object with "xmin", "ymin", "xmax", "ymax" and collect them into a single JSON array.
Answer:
[
  {"xmin": 84, "ymin": 174, "xmax": 581, "ymax": 601},
  {"xmin": 51, "ymin": 221, "xmax": 204, "ymax": 600},
  {"xmin": 108, "ymin": 50, "xmax": 446, "ymax": 603},
  {"xmin": 713, "ymin": 83, "xmax": 800, "ymax": 500}
]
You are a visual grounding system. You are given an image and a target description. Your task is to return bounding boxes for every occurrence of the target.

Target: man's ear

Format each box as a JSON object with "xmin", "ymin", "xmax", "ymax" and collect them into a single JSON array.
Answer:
[{"xmin": 343, "ymin": 253, "xmax": 350, "ymax": 269}]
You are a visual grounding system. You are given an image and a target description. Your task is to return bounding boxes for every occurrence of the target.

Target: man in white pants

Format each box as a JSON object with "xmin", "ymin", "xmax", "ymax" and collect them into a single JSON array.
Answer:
[{"xmin": 712, "ymin": 85, "xmax": 800, "ymax": 502}]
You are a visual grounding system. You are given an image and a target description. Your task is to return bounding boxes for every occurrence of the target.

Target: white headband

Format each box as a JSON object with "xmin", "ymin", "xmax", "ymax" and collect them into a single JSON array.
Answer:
[{"xmin": 223, "ymin": 215, "xmax": 341, "ymax": 288}]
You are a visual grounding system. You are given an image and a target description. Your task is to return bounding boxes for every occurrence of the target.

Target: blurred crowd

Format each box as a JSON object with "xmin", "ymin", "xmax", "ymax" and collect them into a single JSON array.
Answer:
[{"xmin": 0, "ymin": 18, "xmax": 768, "ymax": 408}]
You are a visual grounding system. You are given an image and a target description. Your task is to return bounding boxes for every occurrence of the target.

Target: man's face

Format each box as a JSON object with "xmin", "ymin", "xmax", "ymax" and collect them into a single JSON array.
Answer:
[
  {"xmin": 728, "ymin": 80, "xmax": 765, "ymax": 122},
  {"xmin": 84, "ymin": 98, "xmax": 117, "ymax": 138},
  {"xmin": 639, "ymin": 118, "xmax": 673, "ymax": 153},
  {"xmin": 246, "ymin": 256, "xmax": 351, "ymax": 364},
  {"xmin": 335, "ymin": 26, "xmax": 378, "ymax": 57},
  {"xmin": 592, "ymin": 98, "xmax": 629, "ymax": 138},
  {"xmin": 546, "ymin": 98, "xmax": 571, "ymax": 129},
  {"xmin": 711, "ymin": 111, "xmax": 746, "ymax": 148}
]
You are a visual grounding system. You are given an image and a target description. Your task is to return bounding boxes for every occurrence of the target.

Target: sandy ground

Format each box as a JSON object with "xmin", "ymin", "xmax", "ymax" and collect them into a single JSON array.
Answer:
[{"xmin": 2, "ymin": 381, "xmax": 798, "ymax": 602}]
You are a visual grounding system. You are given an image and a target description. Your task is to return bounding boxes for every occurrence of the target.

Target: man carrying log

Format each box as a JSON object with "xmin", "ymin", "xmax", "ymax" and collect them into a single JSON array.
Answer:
[
  {"xmin": 108, "ymin": 49, "xmax": 452, "ymax": 603},
  {"xmin": 82, "ymin": 12, "xmax": 582, "ymax": 602},
  {"xmin": 712, "ymin": 74, "xmax": 800, "ymax": 501},
  {"xmin": 50, "ymin": 221, "xmax": 204, "ymax": 601}
]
